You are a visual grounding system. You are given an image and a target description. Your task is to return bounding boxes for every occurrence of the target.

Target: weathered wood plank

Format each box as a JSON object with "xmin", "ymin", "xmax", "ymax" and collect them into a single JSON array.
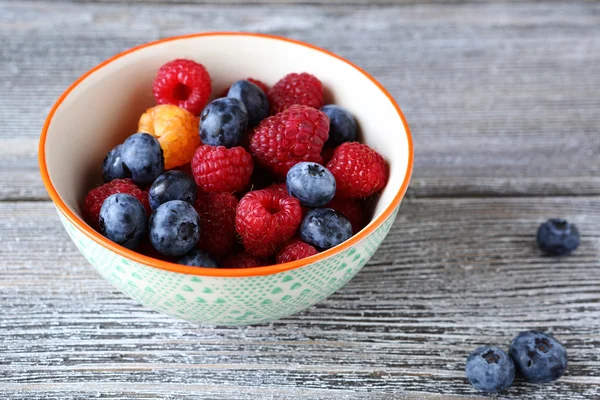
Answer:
[
  {"xmin": 1, "ymin": 1, "xmax": 600, "ymax": 199},
  {"xmin": 0, "ymin": 198, "xmax": 598, "ymax": 399}
]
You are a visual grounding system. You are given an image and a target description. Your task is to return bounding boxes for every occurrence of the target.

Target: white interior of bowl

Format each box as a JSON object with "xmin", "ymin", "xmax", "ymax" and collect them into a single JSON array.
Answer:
[{"xmin": 44, "ymin": 34, "xmax": 410, "ymax": 231}]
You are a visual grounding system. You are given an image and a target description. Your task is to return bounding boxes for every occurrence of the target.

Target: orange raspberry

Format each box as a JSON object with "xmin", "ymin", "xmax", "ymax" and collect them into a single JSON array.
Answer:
[{"xmin": 138, "ymin": 104, "xmax": 200, "ymax": 170}]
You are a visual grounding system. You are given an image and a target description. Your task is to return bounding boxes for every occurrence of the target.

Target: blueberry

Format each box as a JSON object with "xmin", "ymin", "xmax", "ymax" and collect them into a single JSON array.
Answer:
[
  {"xmin": 286, "ymin": 162, "xmax": 336, "ymax": 207},
  {"xmin": 120, "ymin": 133, "xmax": 164, "ymax": 186},
  {"xmin": 321, "ymin": 105, "xmax": 357, "ymax": 147},
  {"xmin": 465, "ymin": 346, "xmax": 515, "ymax": 393},
  {"xmin": 148, "ymin": 170, "xmax": 197, "ymax": 210},
  {"xmin": 149, "ymin": 200, "xmax": 200, "ymax": 257},
  {"xmin": 102, "ymin": 144, "xmax": 127, "ymax": 182},
  {"xmin": 227, "ymin": 80, "xmax": 269, "ymax": 127},
  {"xmin": 537, "ymin": 219, "xmax": 580, "ymax": 255},
  {"xmin": 177, "ymin": 249, "xmax": 220, "ymax": 268},
  {"xmin": 98, "ymin": 194, "xmax": 147, "ymax": 249},
  {"xmin": 200, "ymin": 97, "xmax": 248, "ymax": 148},
  {"xmin": 509, "ymin": 331, "xmax": 567, "ymax": 383},
  {"xmin": 300, "ymin": 208, "xmax": 353, "ymax": 250}
]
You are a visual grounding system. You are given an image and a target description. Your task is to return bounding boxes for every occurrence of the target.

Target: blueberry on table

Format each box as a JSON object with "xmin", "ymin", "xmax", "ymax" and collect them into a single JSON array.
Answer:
[
  {"xmin": 300, "ymin": 208, "xmax": 353, "ymax": 250},
  {"xmin": 120, "ymin": 133, "xmax": 165, "ymax": 186},
  {"xmin": 321, "ymin": 105, "xmax": 357, "ymax": 147},
  {"xmin": 227, "ymin": 80, "xmax": 270, "ymax": 127},
  {"xmin": 200, "ymin": 97, "xmax": 248, "ymax": 148},
  {"xmin": 509, "ymin": 331, "xmax": 567, "ymax": 383},
  {"xmin": 286, "ymin": 162, "xmax": 336, "ymax": 207},
  {"xmin": 177, "ymin": 249, "xmax": 220, "ymax": 268},
  {"xmin": 149, "ymin": 200, "xmax": 200, "ymax": 257},
  {"xmin": 102, "ymin": 144, "xmax": 127, "ymax": 182},
  {"xmin": 98, "ymin": 193, "xmax": 147, "ymax": 250},
  {"xmin": 466, "ymin": 346, "xmax": 515, "ymax": 393},
  {"xmin": 537, "ymin": 219, "xmax": 580, "ymax": 255},
  {"xmin": 148, "ymin": 170, "xmax": 197, "ymax": 210}
]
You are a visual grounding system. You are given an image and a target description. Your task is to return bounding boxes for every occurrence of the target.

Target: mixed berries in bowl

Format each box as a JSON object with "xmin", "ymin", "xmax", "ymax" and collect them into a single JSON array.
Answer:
[{"xmin": 39, "ymin": 33, "xmax": 413, "ymax": 325}]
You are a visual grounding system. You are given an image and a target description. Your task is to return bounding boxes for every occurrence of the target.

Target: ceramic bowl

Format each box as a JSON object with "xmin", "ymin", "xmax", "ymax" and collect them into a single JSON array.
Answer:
[{"xmin": 39, "ymin": 32, "xmax": 413, "ymax": 326}]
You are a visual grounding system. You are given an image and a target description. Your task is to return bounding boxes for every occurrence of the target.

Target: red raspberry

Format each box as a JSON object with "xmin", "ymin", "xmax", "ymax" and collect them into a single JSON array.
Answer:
[
  {"xmin": 220, "ymin": 78, "xmax": 270, "ymax": 98},
  {"xmin": 276, "ymin": 239, "xmax": 318, "ymax": 264},
  {"xmin": 194, "ymin": 193, "xmax": 238, "ymax": 256},
  {"xmin": 325, "ymin": 197, "xmax": 364, "ymax": 233},
  {"xmin": 191, "ymin": 145, "xmax": 253, "ymax": 193},
  {"xmin": 250, "ymin": 105, "xmax": 329, "ymax": 177},
  {"xmin": 326, "ymin": 142, "xmax": 389, "ymax": 198},
  {"xmin": 264, "ymin": 183, "xmax": 287, "ymax": 195},
  {"xmin": 268, "ymin": 73, "xmax": 323, "ymax": 114},
  {"xmin": 153, "ymin": 59, "xmax": 212, "ymax": 115},
  {"xmin": 221, "ymin": 253, "xmax": 265, "ymax": 269},
  {"xmin": 236, "ymin": 188, "xmax": 302, "ymax": 257},
  {"xmin": 83, "ymin": 179, "xmax": 150, "ymax": 230}
]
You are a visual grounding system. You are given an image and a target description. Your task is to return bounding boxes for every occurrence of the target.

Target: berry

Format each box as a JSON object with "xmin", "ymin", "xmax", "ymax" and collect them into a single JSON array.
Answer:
[
  {"xmin": 83, "ymin": 178, "xmax": 150, "ymax": 230},
  {"xmin": 300, "ymin": 208, "xmax": 353, "ymax": 250},
  {"xmin": 466, "ymin": 346, "xmax": 515, "ymax": 393},
  {"xmin": 268, "ymin": 72, "xmax": 323, "ymax": 113},
  {"xmin": 537, "ymin": 219, "xmax": 580, "ymax": 255},
  {"xmin": 148, "ymin": 170, "xmax": 197, "ymax": 210},
  {"xmin": 98, "ymin": 194, "xmax": 147, "ymax": 249},
  {"xmin": 149, "ymin": 200, "xmax": 201, "ymax": 256},
  {"xmin": 321, "ymin": 105, "xmax": 357, "ymax": 147},
  {"xmin": 326, "ymin": 142, "xmax": 388, "ymax": 198},
  {"xmin": 102, "ymin": 144, "xmax": 127, "ymax": 182},
  {"xmin": 286, "ymin": 162, "xmax": 336, "ymax": 207},
  {"xmin": 227, "ymin": 80, "xmax": 270, "ymax": 127},
  {"xmin": 250, "ymin": 105, "xmax": 329, "ymax": 177},
  {"xmin": 200, "ymin": 97, "xmax": 248, "ymax": 148},
  {"xmin": 509, "ymin": 331, "xmax": 567, "ymax": 383},
  {"xmin": 152, "ymin": 59, "xmax": 211, "ymax": 115},
  {"xmin": 219, "ymin": 78, "xmax": 270, "ymax": 98},
  {"xmin": 120, "ymin": 133, "xmax": 165, "ymax": 186},
  {"xmin": 265, "ymin": 183, "xmax": 288, "ymax": 195},
  {"xmin": 193, "ymin": 193, "xmax": 238, "ymax": 256},
  {"xmin": 276, "ymin": 239, "xmax": 318, "ymax": 264},
  {"xmin": 138, "ymin": 104, "xmax": 200, "ymax": 170},
  {"xmin": 221, "ymin": 253, "xmax": 264, "ymax": 269},
  {"xmin": 325, "ymin": 197, "xmax": 364, "ymax": 233},
  {"xmin": 191, "ymin": 145, "xmax": 253, "ymax": 193},
  {"xmin": 236, "ymin": 188, "xmax": 302, "ymax": 257},
  {"xmin": 177, "ymin": 249, "xmax": 219, "ymax": 268}
]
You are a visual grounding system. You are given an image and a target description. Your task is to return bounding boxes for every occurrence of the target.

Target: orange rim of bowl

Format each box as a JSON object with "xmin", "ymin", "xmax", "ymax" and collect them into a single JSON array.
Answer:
[{"xmin": 38, "ymin": 32, "xmax": 414, "ymax": 278}]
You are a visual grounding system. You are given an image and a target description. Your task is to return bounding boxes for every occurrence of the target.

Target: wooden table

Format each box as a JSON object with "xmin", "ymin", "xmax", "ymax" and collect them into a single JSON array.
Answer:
[{"xmin": 1, "ymin": 1, "xmax": 599, "ymax": 399}]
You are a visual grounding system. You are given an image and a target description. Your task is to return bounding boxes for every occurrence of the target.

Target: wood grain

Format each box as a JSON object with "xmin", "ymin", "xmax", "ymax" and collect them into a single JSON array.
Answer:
[
  {"xmin": 2, "ymin": 1, "xmax": 600, "ymax": 199},
  {"xmin": 1, "ymin": 198, "xmax": 599, "ymax": 399}
]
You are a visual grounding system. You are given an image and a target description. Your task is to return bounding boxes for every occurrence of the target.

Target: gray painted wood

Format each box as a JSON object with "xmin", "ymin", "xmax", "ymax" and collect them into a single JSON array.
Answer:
[
  {"xmin": 2, "ymin": 1, "xmax": 600, "ymax": 199},
  {"xmin": 1, "ymin": 199, "xmax": 599, "ymax": 398}
]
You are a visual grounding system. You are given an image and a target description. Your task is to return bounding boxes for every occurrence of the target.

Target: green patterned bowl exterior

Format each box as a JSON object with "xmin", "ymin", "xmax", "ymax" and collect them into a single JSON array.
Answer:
[{"xmin": 58, "ymin": 207, "xmax": 399, "ymax": 326}]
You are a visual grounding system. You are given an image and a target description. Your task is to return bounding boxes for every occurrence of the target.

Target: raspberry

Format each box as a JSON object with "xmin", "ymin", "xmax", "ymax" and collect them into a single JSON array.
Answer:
[
  {"xmin": 268, "ymin": 73, "xmax": 323, "ymax": 114},
  {"xmin": 236, "ymin": 188, "xmax": 302, "ymax": 257},
  {"xmin": 325, "ymin": 197, "xmax": 364, "ymax": 233},
  {"xmin": 83, "ymin": 179, "xmax": 150, "ymax": 230},
  {"xmin": 221, "ymin": 253, "xmax": 265, "ymax": 269},
  {"xmin": 220, "ymin": 78, "xmax": 270, "ymax": 98},
  {"xmin": 326, "ymin": 142, "xmax": 389, "ymax": 198},
  {"xmin": 276, "ymin": 239, "xmax": 318, "ymax": 264},
  {"xmin": 138, "ymin": 104, "xmax": 200, "ymax": 170},
  {"xmin": 152, "ymin": 59, "xmax": 211, "ymax": 115},
  {"xmin": 191, "ymin": 145, "xmax": 253, "ymax": 193},
  {"xmin": 193, "ymin": 193, "xmax": 238, "ymax": 256},
  {"xmin": 250, "ymin": 105, "xmax": 329, "ymax": 177}
]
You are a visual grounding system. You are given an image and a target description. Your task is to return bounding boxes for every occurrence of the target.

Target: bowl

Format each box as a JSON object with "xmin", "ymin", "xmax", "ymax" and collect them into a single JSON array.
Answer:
[{"xmin": 39, "ymin": 32, "xmax": 413, "ymax": 326}]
